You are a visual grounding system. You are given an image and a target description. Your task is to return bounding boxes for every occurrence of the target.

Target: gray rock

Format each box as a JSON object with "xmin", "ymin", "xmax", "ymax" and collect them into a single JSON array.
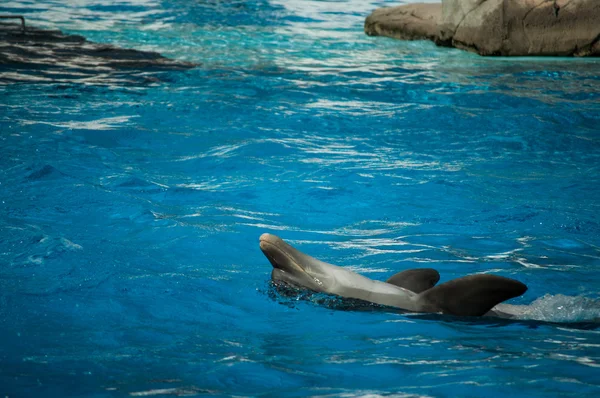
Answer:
[
  {"xmin": 451, "ymin": 0, "xmax": 505, "ymax": 55},
  {"xmin": 441, "ymin": 0, "xmax": 485, "ymax": 40},
  {"xmin": 365, "ymin": 0, "xmax": 600, "ymax": 56},
  {"xmin": 364, "ymin": 3, "xmax": 447, "ymax": 45}
]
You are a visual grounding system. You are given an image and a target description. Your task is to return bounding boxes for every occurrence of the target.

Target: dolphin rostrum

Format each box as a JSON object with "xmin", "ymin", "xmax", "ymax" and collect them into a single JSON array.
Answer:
[{"xmin": 259, "ymin": 233, "xmax": 527, "ymax": 317}]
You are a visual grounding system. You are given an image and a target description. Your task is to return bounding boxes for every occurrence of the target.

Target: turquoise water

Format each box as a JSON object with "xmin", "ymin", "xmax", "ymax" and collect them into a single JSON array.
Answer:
[{"xmin": 1, "ymin": 0, "xmax": 600, "ymax": 396}]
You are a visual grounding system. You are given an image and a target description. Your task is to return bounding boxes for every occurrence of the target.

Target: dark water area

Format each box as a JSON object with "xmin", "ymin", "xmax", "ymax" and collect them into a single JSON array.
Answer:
[{"xmin": 1, "ymin": 0, "xmax": 599, "ymax": 396}]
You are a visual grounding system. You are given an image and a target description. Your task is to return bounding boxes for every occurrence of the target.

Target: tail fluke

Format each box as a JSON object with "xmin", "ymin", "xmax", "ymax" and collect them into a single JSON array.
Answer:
[{"xmin": 418, "ymin": 274, "xmax": 528, "ymax": 316}]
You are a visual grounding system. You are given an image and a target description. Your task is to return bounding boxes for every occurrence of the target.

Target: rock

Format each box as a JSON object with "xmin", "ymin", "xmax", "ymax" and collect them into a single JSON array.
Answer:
[
  {"xmin": 440, "ymin": 0, "xmax": 485, "ymax": 40},
  {"xmin": 0, "ymin": 21, "xmax": 197, "ymax": 84},
  {"xmin": 364, "ymin": 3, "xmax": 447, "ymax": 45},
  {"xmin": 517, "ymin": 0, "xmax": 600, "ymax": 56},
  {"xmin": 365, "ymin": 0, "xmax": 600, "ymax": 56},
  {"xmin": 451, "ymin": 0, "xmax": 505, "ymax": 55}
]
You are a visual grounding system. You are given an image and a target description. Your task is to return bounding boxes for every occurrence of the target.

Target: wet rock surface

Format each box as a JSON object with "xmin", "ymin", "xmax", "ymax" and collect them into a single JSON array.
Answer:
[
  {"xmin": 365, "ymin": 0, "xmax": 600, "ymax": 56},
  {"xmin": 0, "ymin": 22, "xmax": 197, "ymax": 84}
]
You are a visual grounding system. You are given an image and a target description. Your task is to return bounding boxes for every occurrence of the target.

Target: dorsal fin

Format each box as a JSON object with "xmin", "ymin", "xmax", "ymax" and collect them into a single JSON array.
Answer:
[
  {"xmin": 418, "ymin": 274, "xmax": 528, "ymax": 316},
  {"xmin": 386, "ymin": 268, "xmax": 440, "ymax": 293}
]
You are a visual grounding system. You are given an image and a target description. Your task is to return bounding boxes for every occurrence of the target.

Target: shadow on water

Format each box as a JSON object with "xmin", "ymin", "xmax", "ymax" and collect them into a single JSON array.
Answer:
[
  {"xmin": 263, "ymin": 281, "xmax": 600, "ymax": 331},
  {"xmin": 408, "ymin": 311, "xmax": 600, "ymax": 332}
]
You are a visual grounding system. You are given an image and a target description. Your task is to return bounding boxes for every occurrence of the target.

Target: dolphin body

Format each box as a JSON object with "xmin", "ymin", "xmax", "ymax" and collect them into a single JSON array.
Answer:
[{"xmin": 259, "ymin": 233, "xmax": 527, "ymax": 317}]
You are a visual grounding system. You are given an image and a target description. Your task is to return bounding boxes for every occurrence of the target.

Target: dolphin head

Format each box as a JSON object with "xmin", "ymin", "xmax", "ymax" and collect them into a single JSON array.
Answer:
[{"xmin": 259, "ymin": 233, "xmax": 331, "ymax": 292}]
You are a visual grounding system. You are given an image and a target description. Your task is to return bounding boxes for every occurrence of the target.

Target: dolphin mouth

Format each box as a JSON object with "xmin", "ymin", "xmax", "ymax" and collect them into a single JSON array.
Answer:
[{"xmin": 259, "ymin": 233, "xmax": 304, "ymax": 274}]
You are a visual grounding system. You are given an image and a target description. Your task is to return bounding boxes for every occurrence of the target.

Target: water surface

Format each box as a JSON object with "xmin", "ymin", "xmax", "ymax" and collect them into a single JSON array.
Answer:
[{"xmin": 1, "ymin": 0, "xmax": 599, "ymax": 396}]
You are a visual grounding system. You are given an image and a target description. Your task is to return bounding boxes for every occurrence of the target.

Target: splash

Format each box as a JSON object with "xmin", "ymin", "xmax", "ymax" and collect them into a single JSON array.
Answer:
[{"xmin": 494, "ymin": 294, "xmax": 600, "ymax": 323}]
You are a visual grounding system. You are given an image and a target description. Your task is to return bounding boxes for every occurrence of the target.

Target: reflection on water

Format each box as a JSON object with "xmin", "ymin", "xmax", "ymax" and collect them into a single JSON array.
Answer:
[{"xmin": 2, "ymin": 0, "xmax": 165, "ymax": 31}]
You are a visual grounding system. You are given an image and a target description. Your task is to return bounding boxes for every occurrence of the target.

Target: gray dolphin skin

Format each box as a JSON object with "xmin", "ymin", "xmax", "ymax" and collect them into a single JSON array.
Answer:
[{"xmin": 259, "ymin": 233, "xmax": 528, "ymax": 317}]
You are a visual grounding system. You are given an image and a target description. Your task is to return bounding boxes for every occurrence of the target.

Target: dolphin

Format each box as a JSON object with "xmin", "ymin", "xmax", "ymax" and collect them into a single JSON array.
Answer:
[{"xmin": 259, "ymin": 233, "xmax": 527, "ymax": 317}]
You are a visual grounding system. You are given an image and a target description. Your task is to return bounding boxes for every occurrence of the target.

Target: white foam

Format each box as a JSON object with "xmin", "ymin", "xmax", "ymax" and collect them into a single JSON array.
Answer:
[{"xmin": 495, "ymin": 294, "xmax": 600, "ymax": 323}]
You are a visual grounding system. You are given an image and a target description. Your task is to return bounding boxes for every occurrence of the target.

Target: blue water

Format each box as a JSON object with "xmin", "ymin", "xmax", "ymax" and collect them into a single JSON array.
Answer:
[{"xmin": 1, "ymin": 0, "xmax": 600, "ymax": 396}]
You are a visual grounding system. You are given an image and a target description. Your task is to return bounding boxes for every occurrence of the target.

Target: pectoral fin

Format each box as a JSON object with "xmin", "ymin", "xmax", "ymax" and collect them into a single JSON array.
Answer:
[
  {"xmin": 386, "ymin": 268, "xmax": 440, "ymax": 293},
  {"xmin": 417, "ymin": 274, "xmax": 528, "ymax": 316}
]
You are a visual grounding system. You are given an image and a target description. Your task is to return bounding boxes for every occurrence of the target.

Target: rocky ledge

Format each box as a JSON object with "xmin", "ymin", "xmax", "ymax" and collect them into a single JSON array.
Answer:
[
  {"xmin": 0, "ymin": 21, "xmax": 197, "ymax": 84},
  {"xmin": 365, "ymin": 0, "xmax": 600, "ymax": 56}
]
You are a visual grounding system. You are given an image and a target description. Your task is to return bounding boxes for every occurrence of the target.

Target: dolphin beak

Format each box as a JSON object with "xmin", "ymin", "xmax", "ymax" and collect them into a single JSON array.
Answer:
[
  {"xmin": 259, "ymin": 234, "xmax": 279, "ymax": 268},
  {"xmin": 259, "ymin": 233, "xmax": 303, "ymax": 273},
  {"xmin": 259, "ymin": 233, "xmax": 330, "ymax": 293},
  {"xmin": 259, "ymin": 233, "xmax": 274, "ymax": 252}
]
